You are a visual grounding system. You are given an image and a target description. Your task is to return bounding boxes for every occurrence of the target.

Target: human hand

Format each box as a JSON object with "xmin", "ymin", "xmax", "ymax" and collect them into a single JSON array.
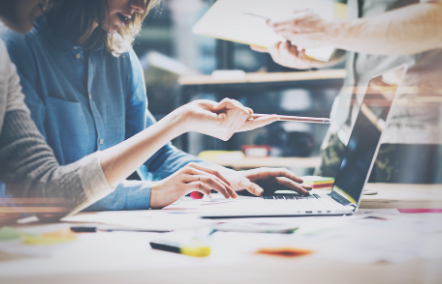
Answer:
[
  {"xmin": 267, "ymin": 9, "xmax": 335, "ymax": 49},
  {"xmin": 180, "ymin": 98, "xmax": 279, "ymax": 141},
  {"xmin": 221, "ymin": 167, "xmax": 312, "ymax": 196},
  {"xmin": 251, "ymin": 41, "xmax": 325, "ymax": 70},
  {"xmin": 150, "ymin": 163, "xmax": 238, "ymax": 209}
]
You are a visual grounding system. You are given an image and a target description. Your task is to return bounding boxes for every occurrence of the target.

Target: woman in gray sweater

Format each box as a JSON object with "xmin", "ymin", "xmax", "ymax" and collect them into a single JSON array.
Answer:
[{"xmin": 0, "ymin": 0, "xmax": 277, "ymax": 221}]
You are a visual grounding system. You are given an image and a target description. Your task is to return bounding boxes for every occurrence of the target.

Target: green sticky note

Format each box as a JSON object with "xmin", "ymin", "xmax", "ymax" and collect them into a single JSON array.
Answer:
[{"xmin": 0, "ymin": 227, "xmax": 22, "ymax": 241}]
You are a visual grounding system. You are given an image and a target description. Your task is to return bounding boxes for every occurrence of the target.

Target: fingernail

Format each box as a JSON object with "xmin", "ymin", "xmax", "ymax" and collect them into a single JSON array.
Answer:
[{"xmin": 256, "ymin": 188, "xmax": 264, "ymax": 195}]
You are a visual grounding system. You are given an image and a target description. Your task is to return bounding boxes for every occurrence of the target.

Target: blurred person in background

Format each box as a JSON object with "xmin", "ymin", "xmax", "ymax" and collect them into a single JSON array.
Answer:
[
  {"xmin": 253, "ymin": 0, "xmax": 442, "ymax": 183},
  {"xmin": 0, "ymin": 0, "xmax": 286, "ymax": 222},
  {"xmin": 1, "ymin": 0, "xmax": 312, "ymax": 213}
]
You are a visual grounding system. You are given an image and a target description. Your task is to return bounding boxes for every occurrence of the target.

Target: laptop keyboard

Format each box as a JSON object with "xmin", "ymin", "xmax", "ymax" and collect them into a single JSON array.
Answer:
[{"xmin": 263, "ymin": 194, "xmax": 341, "ymax": 211}]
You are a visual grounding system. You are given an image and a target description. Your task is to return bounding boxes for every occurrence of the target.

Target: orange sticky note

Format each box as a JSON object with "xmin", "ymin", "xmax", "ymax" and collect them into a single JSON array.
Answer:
[{"xmin": 257, "ymin": 247, "xmax": 313, "ymax": 258}]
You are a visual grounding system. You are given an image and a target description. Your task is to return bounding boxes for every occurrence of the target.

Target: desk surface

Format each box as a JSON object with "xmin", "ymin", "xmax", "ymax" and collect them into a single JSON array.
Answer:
[
  {"xmin": 1, "ymin": 183, "xmax": 441, "ymax": 284},
  {"xmin": 178, "ymin": 69, "xmax": 346, "ymax": 86}
]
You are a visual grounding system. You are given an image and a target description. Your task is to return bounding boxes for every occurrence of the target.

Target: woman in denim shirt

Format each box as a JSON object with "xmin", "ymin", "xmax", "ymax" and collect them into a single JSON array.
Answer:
[
  {"xmin": 0, "ymin": 0, "xmax": 286, "ymax": 221},
  {"xmin": 2, "ymin": 0, "xmax": 311, "ymax": 211}
]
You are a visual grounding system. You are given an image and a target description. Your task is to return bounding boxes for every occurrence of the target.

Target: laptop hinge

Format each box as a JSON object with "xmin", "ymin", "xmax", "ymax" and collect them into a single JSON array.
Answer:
[{"xmin": 328, "ymin": 191, "xmax": 352, "ymax": 206}]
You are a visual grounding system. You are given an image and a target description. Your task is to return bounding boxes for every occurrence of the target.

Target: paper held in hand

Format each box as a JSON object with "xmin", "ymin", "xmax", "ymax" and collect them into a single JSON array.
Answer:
[{"xmin": 193, "ymin": 0, "xmax": 347, "ymax": 62}]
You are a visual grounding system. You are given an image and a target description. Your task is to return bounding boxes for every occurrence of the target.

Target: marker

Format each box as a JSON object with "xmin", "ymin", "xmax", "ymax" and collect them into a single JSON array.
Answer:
[
  {"xmin": 70, "ymin": 226, "xmax": 97, "ymax": 233},
  {"xmin": 150, "ymin": 240, "xmax": 211, "ymax": 257}
]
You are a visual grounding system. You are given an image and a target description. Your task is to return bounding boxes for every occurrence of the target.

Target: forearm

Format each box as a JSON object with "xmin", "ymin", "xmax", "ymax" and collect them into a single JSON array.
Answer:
[
  {"xmin": 83, "ymin": 180, "xmax": 153, "ymax": 211},
  {"xmin": 99, "ymin": 108, "xmax": 188, "ymax": 188},
  {"xmin": 329, "ymin": 3, "xmax": 442, "ymax": 55},
  {"xmin": 0, "ymin": 110, "xmax": 113, "ymax": 217}
]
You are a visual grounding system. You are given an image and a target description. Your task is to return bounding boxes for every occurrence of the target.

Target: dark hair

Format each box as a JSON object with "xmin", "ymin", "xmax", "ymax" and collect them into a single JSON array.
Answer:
[{"xmin": 45, "ymin": 0, "xmax": 160, "ymax": 56}]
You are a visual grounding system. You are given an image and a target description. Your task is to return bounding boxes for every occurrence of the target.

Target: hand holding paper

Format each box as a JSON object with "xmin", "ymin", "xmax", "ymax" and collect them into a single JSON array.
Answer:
[
  {"xmin": 267, "ymin": 9, "xmax": 335, "ymax": 49},
  {"xmin": 193, "ymin": 0, "xmax": 347, "ymax": 62},
  {"xmin": 251, "ymin": 41, "xmax": 327, "ymax": 70}
]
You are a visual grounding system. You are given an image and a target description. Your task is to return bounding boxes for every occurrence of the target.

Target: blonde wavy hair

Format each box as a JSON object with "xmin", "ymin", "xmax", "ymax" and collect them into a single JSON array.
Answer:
[{"xmin": 46, "ymin": 0, "xmax": 162, "ymax": 56}]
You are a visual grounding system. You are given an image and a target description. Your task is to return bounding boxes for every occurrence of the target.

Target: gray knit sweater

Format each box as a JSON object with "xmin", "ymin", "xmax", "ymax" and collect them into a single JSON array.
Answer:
[{"xmin": 0, "ymin": 39, "xmax": 114, "ymax": 219}]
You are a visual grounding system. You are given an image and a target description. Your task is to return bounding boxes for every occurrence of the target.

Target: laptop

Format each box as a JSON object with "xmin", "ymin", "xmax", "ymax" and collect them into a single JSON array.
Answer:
[{"xmin": 199, "ymin": 65, "xmax": 408, "ymax": 218}]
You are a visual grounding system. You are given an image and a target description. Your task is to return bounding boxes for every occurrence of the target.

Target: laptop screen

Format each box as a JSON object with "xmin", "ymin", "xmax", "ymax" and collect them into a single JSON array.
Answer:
[{"xmin": 330, "ymin": 66, "xmax": 406, "ymax": 206}]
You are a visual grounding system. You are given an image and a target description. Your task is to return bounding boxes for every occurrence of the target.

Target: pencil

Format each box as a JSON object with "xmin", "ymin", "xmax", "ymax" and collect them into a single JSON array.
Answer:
[{"xmin": 249, "ymin": 114, "xmax": 331, "ymax": 124}]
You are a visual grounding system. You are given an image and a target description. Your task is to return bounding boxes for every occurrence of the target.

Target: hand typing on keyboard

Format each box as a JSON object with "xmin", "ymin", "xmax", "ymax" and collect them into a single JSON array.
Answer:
[{"xmin": 225, "ymin": 168, "xmax": 312, "ymax": 197}]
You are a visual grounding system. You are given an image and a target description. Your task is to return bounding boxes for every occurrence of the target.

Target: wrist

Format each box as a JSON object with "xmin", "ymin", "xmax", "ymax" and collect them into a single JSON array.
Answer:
[
  {"xmin": 149, "ymin": 181, "xmax": 162, "ymax": 209},
  {"xmin": 325, "ymin": 20, "xmax": 345, "ymax": 48},
  {"xmin": 174, "ymin": 104, "xmax": 200, "ymax": 133},
  {"xmin": 163, "ymin": 107, "xmax": 191, "ymax": 136}
]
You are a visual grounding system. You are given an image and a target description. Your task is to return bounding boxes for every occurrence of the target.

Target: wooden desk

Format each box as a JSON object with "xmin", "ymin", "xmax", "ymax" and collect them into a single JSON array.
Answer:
[
  {"xmin": 178, "ymin": 69, "xmax": 346, "ymax": 86},
  {"xmin": 360, "ymin": 183, "xmax": 442, "ymax": 209},
  {"xmin": 1, "ymin": 183, "xmax": 441, "ymax": 284},
  {"xmin": 199, "ymin": 156, "xmax": 321, "ymax": 169}
]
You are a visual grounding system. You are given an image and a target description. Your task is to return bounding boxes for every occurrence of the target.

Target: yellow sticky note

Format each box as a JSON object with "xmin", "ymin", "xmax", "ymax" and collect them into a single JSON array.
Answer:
[{"xmin": 23, "ymin": 228, "xmax": 76, "ymax": 245}]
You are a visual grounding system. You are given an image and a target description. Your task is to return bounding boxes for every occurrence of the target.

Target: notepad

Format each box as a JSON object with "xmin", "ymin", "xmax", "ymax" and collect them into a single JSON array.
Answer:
[
  {"xmin": 302, "ymin": 176, "xmax": 335, "ymax": 190},
  {"xmin": 193, "ymin": 0, "xmax": 347, "ymax": 62}
]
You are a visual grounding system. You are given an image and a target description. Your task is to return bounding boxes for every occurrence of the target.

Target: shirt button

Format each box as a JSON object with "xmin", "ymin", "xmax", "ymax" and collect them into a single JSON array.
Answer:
[
  {"xmin": 89, "ymin": 94, "xmax": 92, "ymax": 99},
  {"xmin": 100, "ymin": 139, "xmax": 104, "ymax": 145},
  {"xmin": 76, "ymin": 53, "xmax": 81, "ymax": 59}
]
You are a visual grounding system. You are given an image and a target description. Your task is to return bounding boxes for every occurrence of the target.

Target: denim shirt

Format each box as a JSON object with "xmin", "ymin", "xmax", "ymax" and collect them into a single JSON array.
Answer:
[{"xmin": 1, "ymin": 17, "xmax": 205, "ymax": 211}]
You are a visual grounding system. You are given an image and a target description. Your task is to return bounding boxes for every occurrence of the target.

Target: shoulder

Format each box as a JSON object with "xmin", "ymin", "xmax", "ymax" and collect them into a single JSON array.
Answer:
[
  {"xmin": 0, "ymin": 28, "xmax": 39, "ymax": 75},
  {"xmin": 117, "ymin": 46, "xmax": 142, "ymax": 71},
  {"xmin": 117, "ymin": 46, "xmax": 144, "ymax": 81},
  {"xmin": 0, "ymin": 27, "xmax": 35, "ymax": 55},
  {"xmin": 1, "ymin": 17, "xmax": 51, "ymax": 61}
]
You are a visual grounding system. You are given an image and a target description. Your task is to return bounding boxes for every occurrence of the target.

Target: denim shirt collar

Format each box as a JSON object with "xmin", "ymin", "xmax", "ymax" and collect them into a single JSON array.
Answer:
[{"xmin": 35, "ymin": 16, "xmax": 104, "ymax": 54}]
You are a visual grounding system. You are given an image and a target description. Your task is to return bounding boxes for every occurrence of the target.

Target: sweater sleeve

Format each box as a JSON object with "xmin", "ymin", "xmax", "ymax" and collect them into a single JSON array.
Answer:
[
  {"xmin": 0, "ymin": 40, "xmax": 29, "ymax": 114},
  {"xmin": 0, "ymin": 110, "xmax": 114, "ymax": 219}
]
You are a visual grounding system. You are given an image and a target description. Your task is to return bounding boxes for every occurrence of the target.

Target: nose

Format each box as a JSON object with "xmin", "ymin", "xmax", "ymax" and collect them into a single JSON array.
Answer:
[{"xmin": 129, "ymin": 0, "xmax": 146, "ymax": 13}]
